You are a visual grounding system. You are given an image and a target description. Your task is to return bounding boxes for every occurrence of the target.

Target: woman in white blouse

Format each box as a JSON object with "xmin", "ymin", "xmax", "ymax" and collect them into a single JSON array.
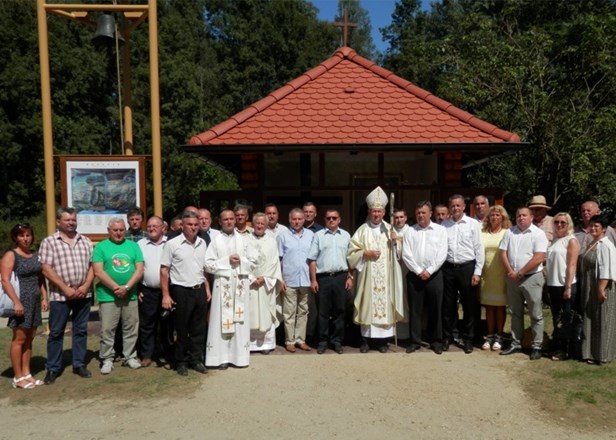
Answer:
[{"xmin": 546, "ymin": 213, "xmax": 580, "ymax": 360}]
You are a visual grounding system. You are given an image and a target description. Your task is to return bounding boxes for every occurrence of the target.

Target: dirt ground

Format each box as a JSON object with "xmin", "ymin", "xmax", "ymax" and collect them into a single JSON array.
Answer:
[{"xmin": 2, "ymin": 346, "xmax": 615, "ymax": 440}]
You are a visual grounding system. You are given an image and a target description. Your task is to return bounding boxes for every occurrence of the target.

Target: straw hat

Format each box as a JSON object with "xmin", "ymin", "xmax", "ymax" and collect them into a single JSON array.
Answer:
[{"xmin": 528, "ymin": 195, "xmax": 551, "ymax": 210}]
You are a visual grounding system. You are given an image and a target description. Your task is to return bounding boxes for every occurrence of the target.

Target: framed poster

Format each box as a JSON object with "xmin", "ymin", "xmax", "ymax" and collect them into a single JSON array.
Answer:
[{"xmin": 59, "ymin": 156, "xmax": 146, "ymax": 240}]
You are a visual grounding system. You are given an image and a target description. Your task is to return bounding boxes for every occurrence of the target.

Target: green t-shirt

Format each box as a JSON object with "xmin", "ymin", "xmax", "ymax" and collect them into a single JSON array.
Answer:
[{"xmin": 92, "ymin": 238, "xmax": 144, "ymax": 303}]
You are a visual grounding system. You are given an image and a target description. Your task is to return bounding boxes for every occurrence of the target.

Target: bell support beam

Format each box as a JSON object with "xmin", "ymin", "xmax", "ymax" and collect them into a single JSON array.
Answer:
[{"xmin": 37, "ymin": 0, "xmax": 163, "ymax": 236}]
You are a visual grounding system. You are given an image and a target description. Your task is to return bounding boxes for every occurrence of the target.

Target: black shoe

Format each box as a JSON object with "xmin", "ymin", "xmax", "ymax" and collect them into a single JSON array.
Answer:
[
  {"xmin": 406, "ymin": 345, "xmax": 418, "ymax": 354},
  {"xmin": 500, "ymin": 346, "xmax": 522, "ymax": 356},
  {"xmin": 463, "ymin": 341, "xmax": 474, "ymax": 354},
  {"xmin": 44, "ymin": 370, "xmax": 59, "ymax": 385},
  {"xmin": 378, "ymin": 344, "xmax": 388, "ymax": 353},
  {"xmin": 317, "ymin": 344, "xmax": 327, "ymax": 354},
  {"xmin": 443, "ymin": 339, "xmax": 450, "ymax": 352},
  {"xmin": 176, "ymin": 364, "xmax": 188, "ymax": 376},
  {"xmin": 333, "ymin": 344, "xmax": 343, "ymax": 354},
  {"xmin": 529, "ymin": 349, "xmax": 542, "ymax": 360},
  {"xmin": 191, "ymin": 362, "xmax": 208, "ymax": 374},
  {"xmin": 72, "ymin": 366, "xmax": 92, "ymax": 378},
  {"xmin": 432, "ymin": 343, "xmax": 443, "ymax": 355},
  {"xmin": 360, "ymin": 343, "xmax": 369, "ymax": 353},
  {"xmin": 219, "ymin": 363, "xmax": 229, "ymax": 370}
]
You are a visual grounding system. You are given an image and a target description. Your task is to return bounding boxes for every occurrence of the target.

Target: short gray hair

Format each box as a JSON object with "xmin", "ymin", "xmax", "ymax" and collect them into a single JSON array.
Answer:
[{"xmin": 108, "ymin": 217, "xmax": 126, "ymax": 228}]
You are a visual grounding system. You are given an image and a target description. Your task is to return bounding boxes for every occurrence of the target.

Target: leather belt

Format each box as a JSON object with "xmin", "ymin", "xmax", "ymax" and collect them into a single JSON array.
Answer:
[
  {"xmin": 317, "ymin": 271, "xmax": 346, "ymax": 277},
  {"xmin": 172, "ymin": 283, "xmax": 204, "ymax": 290},
  {"xmin": 444, "ymin": 260, "xmax": 474, "ymax": 268}
]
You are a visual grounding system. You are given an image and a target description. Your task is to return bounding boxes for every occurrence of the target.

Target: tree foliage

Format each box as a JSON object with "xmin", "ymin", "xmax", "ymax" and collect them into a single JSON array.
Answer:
[
  {"xmin": 383, "ymin": 0, "xmax": 616, "ymax": 213},
  {"xmin": 0, "ymin": 0, "xmax": 341, "ymax": 221}
]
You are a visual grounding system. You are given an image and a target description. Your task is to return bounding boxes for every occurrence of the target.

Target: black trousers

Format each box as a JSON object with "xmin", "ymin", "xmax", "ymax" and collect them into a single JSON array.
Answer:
[
  {"xmin": 442, "ymin": 261, "xmax": 477, "ymax": 343},
  {"xmin": 138, "ymin": 285, "xmax": 163, "ymax": 360},
  {"xmin": 316, "ymin": 272, "xmax": 347, "ymax": 346},
  {"xmin": 407, "ymin": 270, "xmax": 443, "ymax": 347},
  {"xmin": 170, "ymin": 285, "xmax": 207, "ymax": 365}
]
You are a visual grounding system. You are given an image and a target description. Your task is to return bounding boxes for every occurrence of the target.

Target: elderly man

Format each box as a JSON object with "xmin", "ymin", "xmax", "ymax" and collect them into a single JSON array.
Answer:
[
  {"xmin": 205, "ymin": 210, "xmax": 258, "ymax": 369},
  {"xmin": 234, "ymin": 204, "xmax": 253, "ymax": 236},
  {"xmin": 39, "ymin": 207, "xmax": 95, "ymax": 384},
  {"xmin": 137, "ymin": 216, "xmax": 167, "ymax": 367},
  {"xmin": 348, "ymin": 187, "xmax": 405, "ymax": 353},
  {"xmin": 278, "ymin": 208, "xmax": 314, "ymax": 352},
  {"xmin": 499, "ymin": 207, "xmax": 548, "ymax": 360},
  {"xmin": 308, "ymin": 209, "xmax": 353, "ymax": 354},
  {"xmin": 125, "ymin": 207, "xmax": 147, "ymax": 242},
  {"xmin": 161, "ymin": 210, "xmax": 210, "ymax": 376},
  {"xmin": 265, "ymin": 203, "xmax": 284, "ymax": 238},
  {"xmin": 402, "ymin": 201, "xmax": 448, "ymax": 354},
  {"xmin": 442, "ymin": 194, "xmax": 484, "ymax": 353},
  {"xmin": 575, "ymin": 200, "xmax": 616, "ymax": 252},
  {"xmin": 198, "ymin": 208, "xmax": 219, "ymax": 244},
  {"xmin": 434, "ymin": 204, "xmax": 450, "ymax": 224},
  {"xmin": 528, "ymin": 195, "xmax": 554, "ymax": 243},
  {"xmin": 93, "ymin": 217, "xmax": 144, "ymax": 374},
  {"xmin": 247, "ymin": 212, "xmax": 282, "ymax": 354},
  {"xmin": 473, "ymin": 195, "xmax": 490, "ymax": 223}
]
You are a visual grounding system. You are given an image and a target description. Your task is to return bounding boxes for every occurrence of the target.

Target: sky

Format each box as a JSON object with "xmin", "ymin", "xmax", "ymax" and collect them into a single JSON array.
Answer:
[{"xmin": 311, "ymin": 0, "xmax": 431, "ymax": 53}]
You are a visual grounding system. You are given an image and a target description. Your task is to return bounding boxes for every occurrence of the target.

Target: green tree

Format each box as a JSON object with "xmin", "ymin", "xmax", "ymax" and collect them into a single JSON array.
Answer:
[{"xmin": 382, "ymin": 0, "xmax": 616, "ymax": 214}]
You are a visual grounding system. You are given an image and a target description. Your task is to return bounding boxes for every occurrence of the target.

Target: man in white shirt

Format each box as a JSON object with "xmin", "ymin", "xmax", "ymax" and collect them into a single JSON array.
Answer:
[
  {"xmin": 161, "ymin": 211, "xmax": 210, "ymax": 376},
  {"xmin": 499, "ymin": 207, "xmax": 548, "ymax": 360},
  {"xmin": 264, "ymin": 203, "xmax": 284, "ymax": 238},
  {"xmin": 137, "ymin": 216, "xmax": 167, "ymax": 367},
  {"xmin": 402, "ymin": 201, "xmax": 448, "ymax": 354},
  {"xmin": 473, "ymin": 195, "xmax": 490, "ymax": 223},
  {"xmin": 442, "ymin": 194, "xmax": 484, "ymax": 353}
]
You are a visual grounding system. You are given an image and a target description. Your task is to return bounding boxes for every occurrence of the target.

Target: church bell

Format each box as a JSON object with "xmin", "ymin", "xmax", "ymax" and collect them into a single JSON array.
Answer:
[{"xmin": 92, "ymin": 13, "xmax": 125, "ymax": 47}]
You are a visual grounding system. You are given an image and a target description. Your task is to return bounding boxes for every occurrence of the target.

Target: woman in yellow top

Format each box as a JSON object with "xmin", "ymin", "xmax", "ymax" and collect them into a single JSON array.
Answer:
[{"xmin": 480, "ymin": 206, "xmax": 511, "ymax": 351}]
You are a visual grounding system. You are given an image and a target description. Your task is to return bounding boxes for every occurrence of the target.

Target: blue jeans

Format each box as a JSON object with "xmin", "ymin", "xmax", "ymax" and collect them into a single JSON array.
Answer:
[{"xmin": 46, "ymin": 298, "xmax": 91, "ymax": 372}]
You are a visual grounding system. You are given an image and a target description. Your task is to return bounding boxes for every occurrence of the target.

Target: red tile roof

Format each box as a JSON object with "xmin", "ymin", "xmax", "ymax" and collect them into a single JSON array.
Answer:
[{"xmin": 189, "ymin": 47, "xmax": 520, "ymax": 146}]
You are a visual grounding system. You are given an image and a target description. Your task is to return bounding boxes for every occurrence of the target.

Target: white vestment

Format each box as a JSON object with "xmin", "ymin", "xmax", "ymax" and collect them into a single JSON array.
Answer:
[
  {"xmin": 347, "ymin": 221, "xmax": 405, "ymax": 338},
  {"xmin": 394, "ymin": 224, "xmax": 410, "ymax": 340},
  {"xmin": 247, "ymin": 233, "xmax": 282, "ymax": 351},
  {"xmin": 205, "ymin": 232, "xmax": 257, "ymax": 367}
]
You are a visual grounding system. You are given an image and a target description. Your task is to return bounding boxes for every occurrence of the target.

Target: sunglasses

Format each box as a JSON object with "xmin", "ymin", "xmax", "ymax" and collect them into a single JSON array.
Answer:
[
  {"xmin": 554, "ymin": 221, "xmax": 567, "ymax": 225},
  {"xmin": 325, "ymin": 216, "xmax": 339, "ymax": 220}
]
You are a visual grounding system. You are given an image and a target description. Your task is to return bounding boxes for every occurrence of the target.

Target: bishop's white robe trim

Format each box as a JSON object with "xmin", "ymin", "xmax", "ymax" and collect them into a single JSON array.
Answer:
[{"xmin": 347, "ymin": 221, "xmax": 405, "ymax": 338}]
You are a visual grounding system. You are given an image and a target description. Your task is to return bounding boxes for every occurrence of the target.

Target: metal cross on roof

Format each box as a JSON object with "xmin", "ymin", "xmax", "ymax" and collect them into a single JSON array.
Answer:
[{"xmin": 333, "ymin": 9, "xmax": 357, "ymax": 47}]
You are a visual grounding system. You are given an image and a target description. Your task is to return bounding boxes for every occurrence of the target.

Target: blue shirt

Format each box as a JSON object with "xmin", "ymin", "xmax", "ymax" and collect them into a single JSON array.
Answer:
[
  {"xmin": 308, "ymin": 227, "xmax": 350, "ymax": 273},
  {"xmin": 277, "ymin": 226, "xmax": 314, "ymax": 287}
]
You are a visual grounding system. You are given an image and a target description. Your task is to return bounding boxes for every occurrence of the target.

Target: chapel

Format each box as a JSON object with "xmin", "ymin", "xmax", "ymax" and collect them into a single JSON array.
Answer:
[{"xmin": 186, "ymin": 46, "xmax": 522, "ymax": 228}]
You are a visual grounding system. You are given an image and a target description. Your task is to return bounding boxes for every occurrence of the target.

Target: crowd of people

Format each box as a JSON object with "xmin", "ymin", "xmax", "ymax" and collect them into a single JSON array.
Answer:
[{"xmin": 3, "ymin": 189, "xmax": 616, "ymax": 388}]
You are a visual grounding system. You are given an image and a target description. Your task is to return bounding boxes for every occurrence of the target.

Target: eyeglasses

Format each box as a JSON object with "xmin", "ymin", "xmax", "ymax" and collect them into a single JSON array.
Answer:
[
  {"xmin": 325, "ymin": 216, "xmax": 339, "ymax": 220},
  {"xmin": 147, "ymin": 224, "xmax": 163, "ymax": 229},
  {"xmin": 554, "ymin": 221, "xmax": 567, "ymax": 226}
]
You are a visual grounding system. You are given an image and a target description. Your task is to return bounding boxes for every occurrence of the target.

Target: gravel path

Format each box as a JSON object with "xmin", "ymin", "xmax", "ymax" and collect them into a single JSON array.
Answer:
[{"xmin": 2, "ymin": 349, "xmax": 613, "ymax": 439}]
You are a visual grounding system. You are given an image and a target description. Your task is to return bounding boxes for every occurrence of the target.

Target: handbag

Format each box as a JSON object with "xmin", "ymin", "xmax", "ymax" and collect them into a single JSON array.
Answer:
[{"xmin": 0, "ymin": 271, "xmax": 20, "ymax": 318}]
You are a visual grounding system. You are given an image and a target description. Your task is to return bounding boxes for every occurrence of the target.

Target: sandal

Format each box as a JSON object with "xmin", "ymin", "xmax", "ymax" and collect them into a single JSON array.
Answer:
[
  {"xmin": 11, "ymin": 376, "xmax": 36, "ymax": 390},
  {"xmin": 481, "ymin": 340, "xmax": 491, "ymax": 350},
  {"xmin": 23, "ymin": 374, "xmax": 45, "ymax": 386}
]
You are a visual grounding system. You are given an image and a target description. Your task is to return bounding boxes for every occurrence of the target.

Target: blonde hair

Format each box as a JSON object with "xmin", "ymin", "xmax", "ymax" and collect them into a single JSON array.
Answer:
[
  {"xmin": 482, "ymin": 205, "xmax": 512, "ymax": 232},
  {"xmin": 553, "ymin": 212, "xmax": 574, "ymax": 236}
]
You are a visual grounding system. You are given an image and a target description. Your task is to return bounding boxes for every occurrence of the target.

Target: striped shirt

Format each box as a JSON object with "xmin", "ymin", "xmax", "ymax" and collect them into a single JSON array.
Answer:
[{"xmin": 38, "ymin": 231, "xmax": 93, "ymax": 302}]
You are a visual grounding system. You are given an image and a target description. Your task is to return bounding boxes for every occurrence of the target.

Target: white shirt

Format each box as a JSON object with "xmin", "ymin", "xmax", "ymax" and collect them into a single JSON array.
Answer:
[
  {"xmin": 546, "ymin": 235, "xmax": 577, "ymax": 286},
  {"xmin": 499, "ymin": 224, "xmax": 548, "ymax": 274},
  {"xmin": 160, "ymin": 233, "xmax": 207, "ymax": 287},
  {"xmin": 265, "ymin": 223, "xmax": 284, "ymax": 239},
  {"xmin": 442, "ymin": 214, "xmax": 485, "ymax": 276},
  {"xmin": 402, "ymin": 221, "xmax": 448, "ymax": 276},
  {"xmin": 137, "ymin": 235, "xmax": 168, "ymax": 288}
]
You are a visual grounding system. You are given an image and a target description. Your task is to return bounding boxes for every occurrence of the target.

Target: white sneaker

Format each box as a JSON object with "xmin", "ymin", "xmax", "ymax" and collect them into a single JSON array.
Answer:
[
  {"xmin": 492, "ymin": 340, "xmax": 502, "ymax": 351},
  {"xmin": 100, "ymin": 359, "xmax": 113, "ymax": 375},
  {"xmin": 123, "ymin": 358, "xmax": 141, "ymax": 369},
  {"xmin": 481, "ymin": 340, "xmax": 491, "ymax": 350}
]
